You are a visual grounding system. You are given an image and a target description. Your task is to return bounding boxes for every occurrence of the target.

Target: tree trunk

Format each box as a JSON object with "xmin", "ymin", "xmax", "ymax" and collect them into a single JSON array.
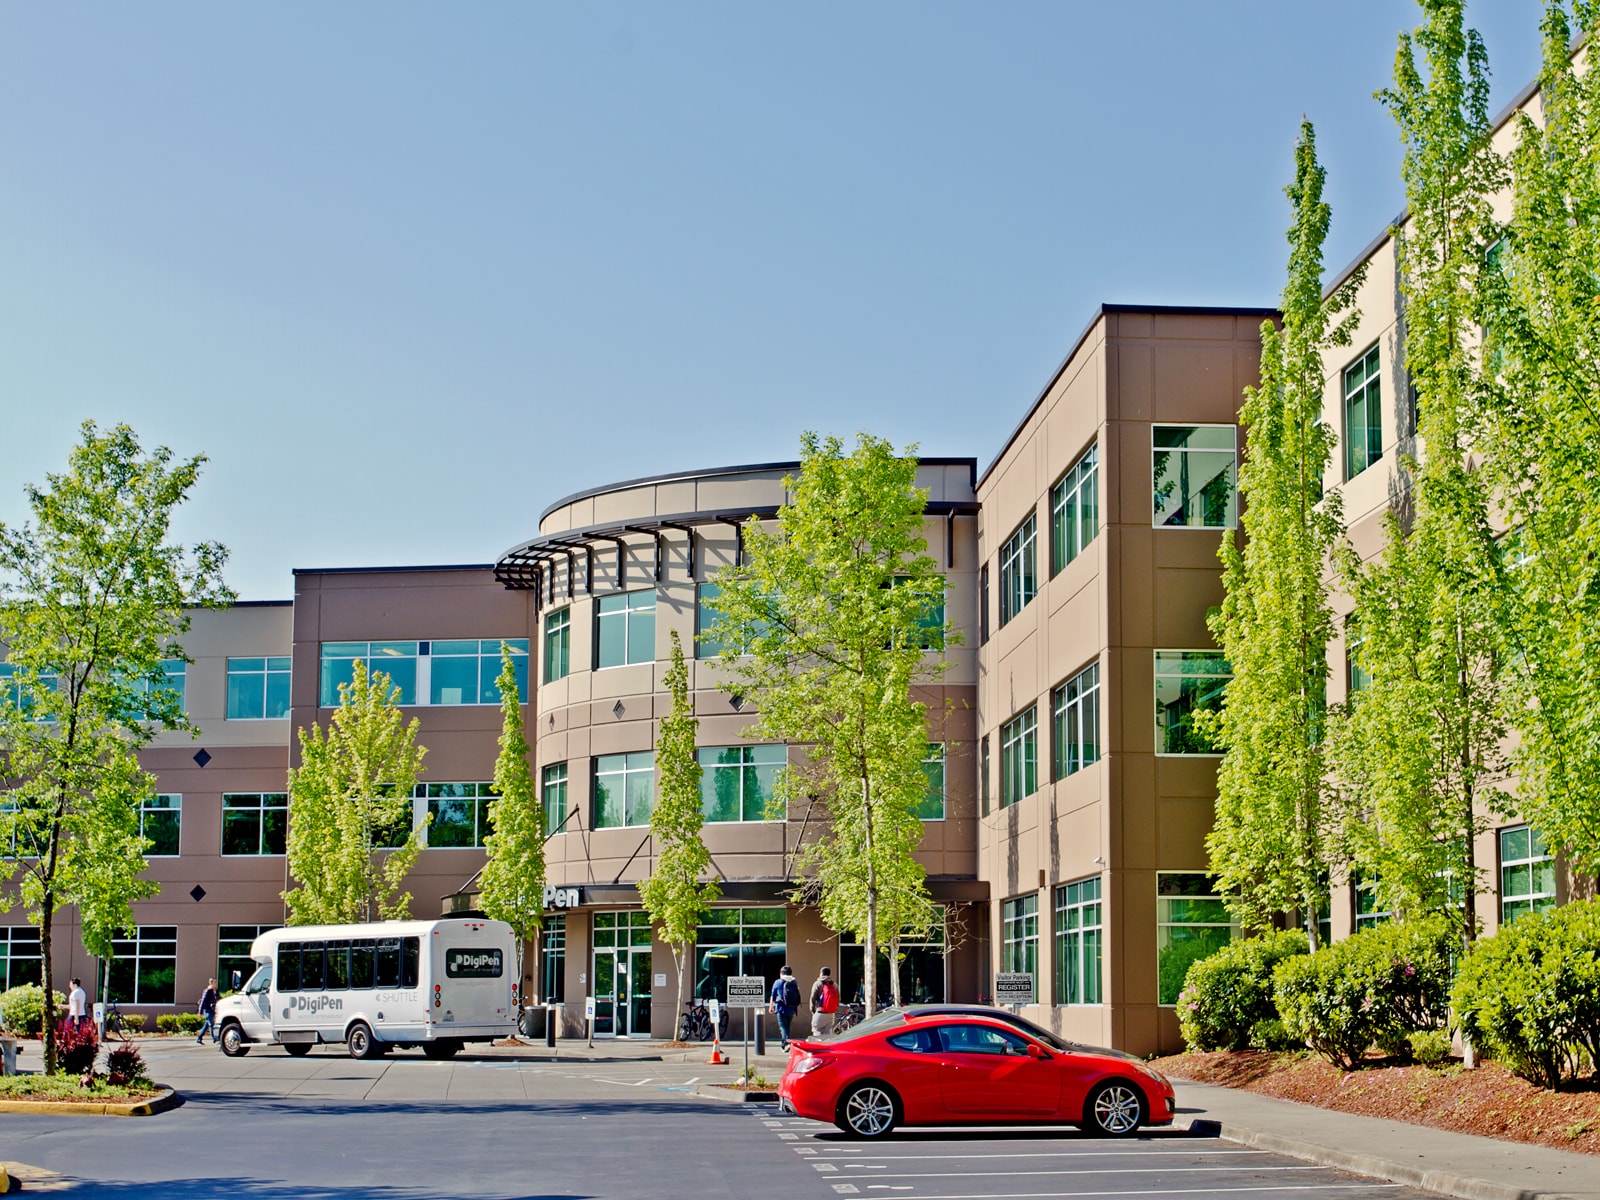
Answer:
[
  {"xmin": 888, "ymin": 937, "xmax": 902, "ymax": 1007},
  {"xmin": 41, "ymin": 893, "xmax": 56, "ymax": 1074},
  {"xmin": 863, "ymin": 776, "xmax": 878, "ymax": 1017},
  {"xmin": 677, "ymin": 944, "xmax": 690, "ymax": 1042}
]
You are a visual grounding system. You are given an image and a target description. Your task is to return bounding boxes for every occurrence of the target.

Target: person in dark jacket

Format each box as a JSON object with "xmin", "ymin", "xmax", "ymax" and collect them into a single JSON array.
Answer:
[
  {"xmin": 196, "ymin": 978, "xmax": 220, "ymax": 1045},
  {"xmin": 769, "ymin": 966, "xmax": 801, "ymax": 1050}
]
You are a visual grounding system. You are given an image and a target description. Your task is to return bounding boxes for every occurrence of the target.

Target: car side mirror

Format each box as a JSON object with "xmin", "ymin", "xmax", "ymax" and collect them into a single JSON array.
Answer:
[{"xmin": 1026, "ymin": 1042, "xmax": 1049, "ymax": 1059}]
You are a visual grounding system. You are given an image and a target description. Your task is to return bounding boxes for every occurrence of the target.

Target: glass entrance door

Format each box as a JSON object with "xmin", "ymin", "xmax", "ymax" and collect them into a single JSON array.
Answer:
[
  {"xmin": 593, "ymin": 912, "xmax": 654, "ymax": 1037},
  {"xmin": 628, "ymin": 950, "xmax": 651, "ymax": 1037}
]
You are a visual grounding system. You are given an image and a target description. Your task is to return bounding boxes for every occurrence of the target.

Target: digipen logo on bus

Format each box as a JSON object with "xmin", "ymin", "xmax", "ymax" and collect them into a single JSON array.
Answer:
[{"xmin": 282, "ymin": 995, "xmax": 344, "ymax": 1018}]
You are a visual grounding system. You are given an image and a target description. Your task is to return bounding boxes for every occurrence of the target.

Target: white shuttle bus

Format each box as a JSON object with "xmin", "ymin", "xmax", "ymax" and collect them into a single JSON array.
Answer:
[{"xmin": 214, "ymin": 917, "xmax": 517, "ymax": 1060}]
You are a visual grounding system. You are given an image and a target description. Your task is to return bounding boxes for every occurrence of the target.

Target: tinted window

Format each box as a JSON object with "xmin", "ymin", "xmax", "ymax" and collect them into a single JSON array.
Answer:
[
  {"xmin": 375, "ymin": 939, "xmax": 401, "ymax": 988},
  {"xmin": 326, "ymin": 941, "xmax": 349, "ymax": 990},
  {"xmin": 300, "ymin": 942, "xmax": 325, "ymax": 990},
  {"xmin": 277, "ymin": 945, "xmax": 301, "ymax": 992},
  {"xmin": 886, "ymin": 1028, "xmax": 938, "ymax": 1054},
  {"xmin": 401, "ymin": 937, "xmax": 420, "ymax": 989},
  {"xmin": 350, "ymin": 940, "xmax": 375, "ymax": 990},
  {"xmin": 937, "ymin": 1023, "xmax": 1031, "ymax": 1056},
  {"xmin": 245, "ymin": 965, "xmax": 270, "ymax": 995}
]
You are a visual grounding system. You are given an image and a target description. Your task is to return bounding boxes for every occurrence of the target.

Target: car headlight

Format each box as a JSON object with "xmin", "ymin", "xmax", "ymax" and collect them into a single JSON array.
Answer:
[{"xmin": 1136, "ymin": 1063, "xmax": 1171, "ymax": 1089}]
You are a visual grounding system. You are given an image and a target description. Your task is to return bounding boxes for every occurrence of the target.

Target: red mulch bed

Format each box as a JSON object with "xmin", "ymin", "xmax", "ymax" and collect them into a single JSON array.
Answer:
[{"xmin": 1152, "ymin": 1050, "xmax": 1600, "ymax": 1157}]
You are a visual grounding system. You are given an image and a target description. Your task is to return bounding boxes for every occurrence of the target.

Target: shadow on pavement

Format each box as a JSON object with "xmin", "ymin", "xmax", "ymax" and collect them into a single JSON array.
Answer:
[
  {"xmin": 186, "ymin": 1092, "xmax": 739, "ymax": 1120},
  {"xmin": 804, "ymin": 1126, "xmax": 1208, "ymax": 1143},
  {"xmin": 53, "ymin": 1183, "xmax": 589, "ymax": 1200}
]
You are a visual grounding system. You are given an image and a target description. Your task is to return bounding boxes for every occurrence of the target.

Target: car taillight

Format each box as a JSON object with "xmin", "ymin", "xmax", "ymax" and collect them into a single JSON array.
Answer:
[{"xmin": 792, "ymin": 1054, "xmax": 828, "ymax": 1076}]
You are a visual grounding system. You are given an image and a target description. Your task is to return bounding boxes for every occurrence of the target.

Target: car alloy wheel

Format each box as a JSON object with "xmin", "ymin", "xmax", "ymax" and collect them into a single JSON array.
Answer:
[
  {"xmin": 347, "ymin": 1022, "xmax": 378, "ymax": 1060},
  {"xmin": 842, "ymin": 1084, "xmax": 898, "ymax": 1137},
  {"xmin": 1087, "ymin": 1080, "xmax": 1145, "ymax": 1136}
]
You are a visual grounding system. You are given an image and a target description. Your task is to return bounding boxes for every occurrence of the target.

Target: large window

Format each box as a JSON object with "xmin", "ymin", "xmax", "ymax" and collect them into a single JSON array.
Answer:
[
  {"xmin": 842, "ymin": 914, "xmax": 945, "ymax": 1007},
  {"xmin": 695, "ymin": 907, "xmax": 786, "ymax": 1001},
  {"xmin": 543, "ymin": 609, "xmax": 571, "ymax": 684},
  {"xmin": 1001, "ymin": 894, "xmax": 1038, "ymax": 978},
  {"xmin": 1346, "ymin": 619, "xmax": 1371, "ymax": 695},
  {"xmin": 277, "ymin": 936, "xmax": 418, "ymax": 992},
  {"xmin": 978, "ymin": 565, "xmax": 990, "ymax": 645},
  {"xmin": 699, "ymin": 745, "xmax": 784, "ymax": 823},
  {"xmin": 1054, "ymin": 877, "xmax": 1102, "ymax": 1006},
  {"xmin": 1052, "ymin": 663, "xmax": 1100, "ymax": 779},
  {"xmin": 1155, "ymin": 650, "xmax": 1230, "ymax": 754},
  {"xmin": 696, "ymin": 582, "xmax": 769, "ymax": 658},
  {"xmin": 1157, "ymin": 874, "xmax": 1234, "ymax": 1005},
  {"xmin": 999, "ymin": 706, "xmax": 1038, "ymax": 808},
  {"xmin": 0, "ymin": 926, "xmax": 41, "ymax": 990},
  {"xmin": 106, "ymin": 926, "xmax": 177, "ymax": 1005},
  {"xmin": 0, "ymin": 663, "xmax": 57, "ymax": 716},
  {"xmin": 131, "ymin": 659, "xmax": 187, "ymax": 719},
  {"xmin": 1343, "ymin": 343, "xmax": 1383, "ymax": 480},
  {"xmin": 593, "ymin": 752, "xmax": 655, "ymax": 828},
  {"xmin": 226, "ymin": 657, "xmax": 290, "ymax": 720},
  {"xmin": 596, "ymin": 591, "xmax": 656, "ymax": 668},
  {"xmin": 918, "ymin": 744, "xmax": 945, "ymax": 820},
  {"xmin": 1354, "ymin": 870, "xmax": 1394, "ymax": 931},
  {"xmin": 1153, "ymin": 425, "xmax": 1237, "ymax": 529},
  {"xmin": 1051, "ymin": 444, "xmax": 1099, "ymax": 574},
  {"xmin": 222, "ymin": 793, "xmax": 288, "ymax": 856},
  {"xmin": 999, "ymin": 515, "xmax": 1037, "ymax": 626},
  {"xmin": 542, "ymin": 763, "xmax": 569, "ymax": 837},
  {"xmin": 979, "ymin": 735, "xmax": 991, "ymax": 816},
  {"xmin": 421, "ymin": 782, "xmax": 496, "ymax": 848},
  {"xmin": 141, "ymin": 794, "xmax": 181, "ymax": 857},
  {"xmin": 218, "ymin": 924, "xmax": 279, "ymax": 992},
  {"xmin": 319, "ymin": 640, "xmax": 527, "ymax": 707},
  {"xmin": 1500, "ymin": 826, "xmax": 1557, "ymax": 924},
  {"xmin": 542, "ymin": 915, "xmax": 566, "ymax": 1002}
]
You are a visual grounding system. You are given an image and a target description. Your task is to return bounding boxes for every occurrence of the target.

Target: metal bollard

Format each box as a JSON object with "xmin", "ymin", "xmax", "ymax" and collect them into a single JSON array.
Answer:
[
  {"xmin": 754, "ymin": 1013, "xmax": 766, "ymax": 1057},
  {"xmin": 545, "ymin": 1004, "xmax": 556, "ymax": 1048}
]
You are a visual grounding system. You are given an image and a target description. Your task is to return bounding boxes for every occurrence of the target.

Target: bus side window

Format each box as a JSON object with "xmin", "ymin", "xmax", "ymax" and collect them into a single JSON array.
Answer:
[
  {"xmin": 326, "ymin": 940, "xmax": 350, "ymax": 990},
  {"xmin": 375, "ymin": 938, "xmax": 401, "ymax": 989},
  {"xmin": 350, "ymin": 939, "xmax": 375, "ymax": 989},
  {"xmin": 278, "ymin": 944, "xmax": 301, "ymax": 992},
  {"xmin": 401, "ymin": 937, "xmax": 420, "ymax": 989},
  {"xmin": 301, "ymin": 941, "xmax": 326, "ymax": 990}
]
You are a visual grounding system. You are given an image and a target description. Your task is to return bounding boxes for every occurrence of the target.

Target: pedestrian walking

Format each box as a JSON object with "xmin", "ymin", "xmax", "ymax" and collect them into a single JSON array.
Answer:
[
  {"xmin": 67, "ymin": 978, "xmax": 88, "ymax": 1032},
  {"xmin": 769, "ymin": 965, "xmax": 801, "ymax": 1050},
  {"xmin": 810, "ymin": 966, "xmax": 839, "ymax": 1038},
  {"xmin": 196, "ymin": 978, "xmax": 220, "ymax": 1044}
]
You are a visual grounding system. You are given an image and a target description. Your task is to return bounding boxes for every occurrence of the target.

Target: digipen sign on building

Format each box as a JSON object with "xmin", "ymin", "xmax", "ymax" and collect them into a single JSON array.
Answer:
[{"xmin": 543, "ymin": 887, "xmax": 582, "ymax": 910}]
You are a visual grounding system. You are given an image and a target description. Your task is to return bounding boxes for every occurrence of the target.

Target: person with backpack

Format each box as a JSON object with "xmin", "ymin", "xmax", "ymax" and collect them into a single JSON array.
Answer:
[
  {"xmin": 769, "ymin": 965, "xmax": 801, "ymax": 1050},
  {"xmin": 810, "ymin": 966, "xmax": 840, "ymax": 1038}
]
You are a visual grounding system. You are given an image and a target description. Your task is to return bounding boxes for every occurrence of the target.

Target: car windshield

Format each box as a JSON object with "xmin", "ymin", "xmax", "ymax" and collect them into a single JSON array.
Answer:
[{"xmin": 244, "ymin": 965, "xmax": 271, "ymax": 995}]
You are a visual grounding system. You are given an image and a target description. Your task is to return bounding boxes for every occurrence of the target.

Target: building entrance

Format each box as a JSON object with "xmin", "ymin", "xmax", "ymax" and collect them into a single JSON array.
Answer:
[{"xmin": 592, "ymin": 912, "xmax": 653, "ymax": 1037}]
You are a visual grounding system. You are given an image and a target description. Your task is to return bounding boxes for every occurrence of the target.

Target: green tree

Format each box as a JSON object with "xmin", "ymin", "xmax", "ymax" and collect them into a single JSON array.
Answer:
[
  {"xmin": 1206, "ymin": 121, "xmax": 1364, "ymax": 949},
  {"xmin": 284, "ymin": 660, "xmax": 427, "ymax": 924},
  {"xmin": 707, "ymin": 432, "xmax": 948, "ymax": 1014},
  {"xmin": 0, "ymin": 421, "xmax": 231, "ymax": 1072},
  {"xmin": 1332, "ymin": 0, "xmax": 1509, "ymax": 951},
  {"xmin": 639, "ymin": 631, "xmax": 719, "ymax": 1026},
  {"xmin": 480, "ymin": 645, "xmax": 545, "ymax": 1026}
]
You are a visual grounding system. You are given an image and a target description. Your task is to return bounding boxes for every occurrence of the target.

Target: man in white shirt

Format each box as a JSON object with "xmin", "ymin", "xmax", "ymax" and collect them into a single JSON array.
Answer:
[{"xmin": 67, "ymin": 978, "xmax": 88, "ymax": 1031}]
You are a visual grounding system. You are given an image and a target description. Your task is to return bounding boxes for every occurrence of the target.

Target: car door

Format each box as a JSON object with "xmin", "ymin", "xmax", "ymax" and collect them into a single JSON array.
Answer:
[
  {"xmin": 936, "ymin": 1022, "xmax": 1064, "ymax": 1116},
  {"xmin": 880, "ymin": 1027, "xmax": 945, "ymax": 1124}
]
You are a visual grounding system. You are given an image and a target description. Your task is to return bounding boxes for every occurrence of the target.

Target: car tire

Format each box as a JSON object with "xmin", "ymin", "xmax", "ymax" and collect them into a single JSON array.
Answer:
[
  {"xmin": 346, "ymin": 1021, "xmax": 380, "ymax": 1060},
  {"xmin": 836, "ymin": 1082, "xmax": 900, "ymax": 1138},
  {"xmin": 422, "ymin": 1039, "xmax": 462, "ymax": 1060},
  {"xmin": 218, "ymin": 1022, "xmax": 249, "ymax": 1058},
  {"xmin": 283, "ymin": 1042, "xmax": 313, "ymax": 1057},
  {"xmin": 1084, "ymin": 1079, "xmax": 1147, "ymax": 1136}
]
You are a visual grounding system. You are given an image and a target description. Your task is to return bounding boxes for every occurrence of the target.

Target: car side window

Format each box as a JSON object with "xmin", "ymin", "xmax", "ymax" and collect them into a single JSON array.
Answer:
[
  {"xmin": 938, "ymin": 1024, "xmax": 1029, "ymax": 1056},
  {"xmin": 886, "ymin": 1029, "xmax": 937, "ymax": 1054}
]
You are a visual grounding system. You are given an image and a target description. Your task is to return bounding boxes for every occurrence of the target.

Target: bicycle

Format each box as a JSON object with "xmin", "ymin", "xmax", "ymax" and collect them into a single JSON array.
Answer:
[
  {"xmin": 677, "ymin": 999, "xmax": 730, "ymax": 1042},
  {"xmin": 833, "ymin": 1003, "xmax": 866, "ymax": 1033},
  {"xmin": 102, "ymin": 999, "xmax": 129, "ymax": 1042}
]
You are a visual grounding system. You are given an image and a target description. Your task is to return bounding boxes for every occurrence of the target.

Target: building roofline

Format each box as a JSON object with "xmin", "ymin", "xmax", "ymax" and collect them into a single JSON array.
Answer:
[
  {"xmin": 228, "ymin": 599, "xmax": 294, "ymax": 608},
  {"xmin": 290, "ymin": 563, "xmax": 494, "ymax": 578},
  {"xmin": 976, "ymin": 303, "xmax": 1278, "ymax": 490}
]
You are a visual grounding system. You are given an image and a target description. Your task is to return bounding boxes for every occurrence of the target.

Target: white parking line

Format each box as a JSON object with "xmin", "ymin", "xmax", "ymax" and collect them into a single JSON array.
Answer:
[
  {"xmin": 833, "ymin": 1166, "xmax": 1327, "ymax": 1180},
  {"xmin": 797, "ymin": 1149, "xmax": 1271, "ymax": 1160},
  {"xmin": 880, "ymin": 1188, "xmax": 1402, "ymax": 1200}
]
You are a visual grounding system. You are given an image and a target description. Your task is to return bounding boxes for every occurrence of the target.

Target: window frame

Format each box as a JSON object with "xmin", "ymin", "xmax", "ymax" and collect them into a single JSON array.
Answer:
[
  {"xmin": 1051, "ymin": 661, "xmax": 1101, "ymax": 780},
  {"xmin": 318, "ymin": 639, "xmax": 527, "ymax": 708},
  {"xmin": 592, "ymin": 751, "xmax": 656, "ymax": 829},
  {"xmin": 140, "ymin": 794, "xmax": 182, "ymax": 858},
  {"xmin": 0, "ymin": 925, "xmax": 42, "ymax": 991},
  {"xmin": 218, "ymin": 924, "xmax": 279, "ymax": 992},
  {"xmin": 1154, "ymin": 649, "xmax": 1231, "ymax": 756},
  {"xmin": 1050, "ymin": 443, "xmax": 1099, "ymax": 575},
  {"xmin": 419, "ymin": 781, "xmax": 497, "ymax": 849},
  {"xmin": 1000, "ymin": 893, "xmax": 1039, "ymax": 978},
  {"xmin": 225, "ymin": 656, "xmax": 291, "ymax": 721},
  {"xmin": 917, "ymin": 743, "xmax": 946, "ymax": 821},
  {"xmin": 595, "ymin": 590, "xmax": 657, "ymax": 670},
  {"xmin": 1054, "ymin": 877, "xmax": 1102, "ymax": 1006},
  {"xmin": 105, "ymin": 925, "xmax": 178, "ymax": 1006},
  {"xmin": 221, "ymin": 792, "xmax": 289, "ymax": 857},
  {"xmin": 698, "ymin": 744, "xmax": 786, "ymax": 823},
  {"xmin": 1152, "ymin": 423, "xmax": 1238, "ymax": 529},
  {"xmin": 999, "ymin": 705, "xmax": 1038, "ymax": 809},
  {"xmin": 998, "ymin": 514, "xmax": 1038, "ymax": 627},
  {"xmin": 1156, "ymin": 872, "xmax": 1236, "ymax": 1006},
  {"xmin": 543, "ymin": 608, "xmax": 571, "ymax": 684},
  {"xmin": 542, "ymin": 762, "xmax": 570, "ymax": 838},
  {"xmin": 1343, "ymin": 343, "xmax": 1383, "ymax": 481},
  {"xmin": 1499, "ymin": 825, "xmax": 1557, "ymax": 925}
]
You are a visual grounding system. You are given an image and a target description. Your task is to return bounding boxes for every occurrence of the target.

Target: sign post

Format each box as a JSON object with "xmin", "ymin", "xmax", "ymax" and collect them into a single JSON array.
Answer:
[
  {"xmin": 994, "ymin": 972, "xmax": 1036, "ymax": 1011},
  {"xmin": 726, "ymin": 975, "xmax": 766, "ymax": 1080},
  {"xmin": 584, "ymin": 995, "xmax": 596, "ymax": 1049}
]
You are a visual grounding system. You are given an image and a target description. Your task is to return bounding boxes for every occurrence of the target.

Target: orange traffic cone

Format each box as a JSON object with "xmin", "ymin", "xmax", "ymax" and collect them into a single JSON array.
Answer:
[{"xmin": 707, "ymin": 1026, "xmax": 728, "ymax": 1065}]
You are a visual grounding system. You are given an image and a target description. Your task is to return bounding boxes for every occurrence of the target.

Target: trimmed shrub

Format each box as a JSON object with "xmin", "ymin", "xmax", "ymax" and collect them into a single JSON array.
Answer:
[
  {"xmin": 1273, "ymin": 916, "xmax": 1454, "ymax": 1069},
  {"xmin": 155, "ymin": 1013, "xmax": 181, "ymax": 1033},
  {"xmin": 1454, "ymin": 898, "xmax": 1600, "ymax": 1089},
  {"xmin": 122, "ymin": 1013, "xmax": 147, "ymax": 1033},
  {"xmin": 105, "ymin": 1043, "xmax": 149, "ymax": 1087},
  {"xmin": 1177, "ymin": 930, "xmax": 1309, "ymax": 1051},
  {"xmin": 54, "ymin": 1019, "xmax": 98, "ymax": 1075},
  {"xmin": 1249, "ymin": 1018, "xmax": 1302, "ymax": 1052},
  {"xmin": 174, "ymin": 1012, "xmax": 204, "ymax": 1034},
  {"xmin": 1408, "ymin": 1029, "xmax": 1452, "ymax": 1065},
  {"xmin": 0, "ymin": 984, "xmax": 64, "ymax": 1037}
]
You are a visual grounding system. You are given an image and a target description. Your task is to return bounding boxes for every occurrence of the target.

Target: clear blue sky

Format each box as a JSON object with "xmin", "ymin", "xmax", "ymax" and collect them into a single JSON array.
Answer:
[{"xmin": 0, "ymin": 2, "xmax": 1544, "ymax": 600}]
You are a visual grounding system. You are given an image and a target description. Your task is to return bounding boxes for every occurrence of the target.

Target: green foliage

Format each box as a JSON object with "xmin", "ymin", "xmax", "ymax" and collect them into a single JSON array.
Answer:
[
  {"xmin": 0, "ymin": 984, "xmax": 63, "ymax": 1036},
  {"xmin": 707, "ymin": 432, "xmax": 951, "ymax": 1013},
  {"xmin": 284, "ymin": 660, "xmax": 427, "ymax": 925},
  {"xmin": 154, "ymin": 1012, "xmax": 204, "ymax": 1034},
  {"xmin": 1249, "ymin": 1018, "xmax": 1301, "ymax": 1052},
  {"xmin": 1272, "ymin": 917, "xmax": 1455, "ymax": 1069},
  {"xmin": 1453, "ymin": 899, "xmax": 1600, "ymax": 1089},
  {"xmin": 1409, "ymin": 1029, "xmax": 1452, "ymax": 1065},
  {"xmin": 122, "ymin": 1012, "xmax": 147, "ymax": 1033},
  {"xmin": 480, "ymin": 646, "xmax": 544, "ymax": 1012},
  {"xmin": 1158, "ymin": 927, "xmax": 1232, "ymax": 1009},
  {"xmin": 0, "ymin": 421, "xmax": 230, "ymax": 1073},
  {"xmin": 1177, "ymin": 930, "xmax": 1309, "ymax": 1052},
  {"xmin": 639, "ymin": 631, "xmax": 719, "ymax": 1016}
]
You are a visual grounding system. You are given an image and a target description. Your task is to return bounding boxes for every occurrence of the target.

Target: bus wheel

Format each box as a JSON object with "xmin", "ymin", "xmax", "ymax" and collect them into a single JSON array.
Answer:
[
  {"xmin": 219, "ymin": 1022, "xmax": 249, "ymax": 1058},
  {"xmin": 346, "ymin": 1021, "xmax": 380, "ymax": 1060},
  {"xmin": 284, "ymin": 1042, "xmax": 313, "ymax": 1057},
  {"xmin": 422, "ymin": 1039, "xmax": 462, "ymax": 1060}
]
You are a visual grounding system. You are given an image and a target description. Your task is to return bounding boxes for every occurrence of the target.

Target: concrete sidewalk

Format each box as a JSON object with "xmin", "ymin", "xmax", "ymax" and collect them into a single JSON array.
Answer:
[{"xmin": 1175, "ymin": 1077, "xmax": 1600, "ymax": 1200}]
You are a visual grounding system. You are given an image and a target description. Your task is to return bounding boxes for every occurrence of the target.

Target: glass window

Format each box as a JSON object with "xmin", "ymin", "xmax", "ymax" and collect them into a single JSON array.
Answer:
[
  {"xmin": 1354, "ymin": 869, "xmax": 1394, "ymax": 930},
  {"xmin": 1500, "ymin": 826, "xmax": 1557, "ymax": 924},
  {"xmin": 1346, "ymin": 620, "xmax": 1371, "ymax": 695},
  {"xmin": 978, "ymin": 565, "xmax": 990, "ymax": 645},
  {"xmin": 696, "ymin": 582, "xmax": 770, "ymax": 658},
  {"xmin": 226, "ymin": 657, "xmax": 291, "ymax": 720},
  {"xmin": 698, "ymin": 745, "xmax": 785, "ymax": 822},
  {"xmin": 1155, "ymin": 650, "xmax": 1231, "ymax": 754},
  {"xmin": 140, "ymin": 794, "xmax": 181, "ymax": 857},
  {"xmin": 593, "ymin": 752, "xmax": 655, "ymax": 828},
  {"xmin": 543, "ymin": 609, "xmax": 571, "ymax": 683},
  {"xmin": 218, "ymin": 924, "xmax": 278, "ymax": 992},
  {"xmin": 542, "ymin": 762, "xmax": 569, "ymax": 837},
  {"xmin": 980, "ymin": 735, "xmax": 991, "ymax": 816},
  {"xmin": 694, "ymin": 907, "xmax": 787, "ymax": 1001},
  {"xmin": 1051, "ymin": 444, "xmax": 1099, "ymax": 574},
  {"xmin": 840, "ymin": 917, "xmax": 945, "ymax": 1007},
  {"xmin": 1052, "ymin": 662, "xmax": 1100, "ymax": 779},
  {"xmin": 106, "ymin": 926, "xmax": 177, "ymax": 1005},
  {"xmin": 421, "ymin": 782, "xmax": 496, "ymax": 848},
  {"xmin": 430, "ymin": 639, "xmax": 528, "ymax": 706},
  {"xmin": 222, "ymin": 793, "xmax": 288, "ymax": 856},
  {"xmin": 1343, "ymin": 344, "xmax": 1383, "ymax": 480},
  {"xmin": 1157, "ymin": 874, "xmax": 1235, "ymax": 1005},
  {"xmin": 0, "ymin": 926, "xmax": 42, "ymax": 990},
  {"xmin": 320, "ymin": 641, "xmax": 418, "ymax": 706},
  {"xmin": 889, "ymin": 577, "xmax": 946, "ymax": 651},
  {"xmin": 131, "ymin": 659, "xmax": 187, "ymax": 720},
  {"xmin": 999, "ymin": 515, "xmax": 1037, "ymax": 626},
  {"xmin": 542, "ymin": 915, "xmax": 566, "ymax": 1002},
  {"xmin": 999, "ymin": 706, "xmax": 1037, "ymax": 808},
  {"xmin": 1001, "ymin": 894, "xmax": 1038, "ymax": 977},
  {"xmin": 596, "ymin": 591, "xmax": 656, "ymax": 669},
  {"xmin": 917, "ymin": 744, "xmax": 945, "ymax": 821},
  {"xmin": 1153, "ymin": 425, "xmax": 1237, "ymax": 529},
  {"xmin": 938, "ymin": 1023, "xmax": 1030, "ymax": 1056},
  {"xmin": 1054, "ymin": 877, "xmax": 1102, "ymax": 1005},
  {"xmin": 0, "ymin": 662, "xmax": 58, "ymax": 718}
]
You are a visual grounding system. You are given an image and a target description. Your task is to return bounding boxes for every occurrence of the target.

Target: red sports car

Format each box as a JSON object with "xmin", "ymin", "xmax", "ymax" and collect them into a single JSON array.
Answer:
[{"xmin": 777, "ymin": 1006, "xmax": 1175, "ymax": 1138}]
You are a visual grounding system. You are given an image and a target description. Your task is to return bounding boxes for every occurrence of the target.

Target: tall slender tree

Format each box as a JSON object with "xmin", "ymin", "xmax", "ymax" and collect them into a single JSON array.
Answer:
[
  {"xmin": 0, "ymin": 421, "xmax": 231, "ymax": 1072},
  {"xmin": 1206, "ymin": 122, "xmax": 1364, "ymax": 949},
  {"xmin": 639, "ymin": 631, "xmax": 719, "ymax": 1028},
  {"xmin": 480, "ymin": 645, "xmax": 544, "ymax": 1026}
]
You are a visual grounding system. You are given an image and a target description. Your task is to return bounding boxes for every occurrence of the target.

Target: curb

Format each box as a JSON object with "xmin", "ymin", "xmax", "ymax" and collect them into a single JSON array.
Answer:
[
  {"xmin": 691, "ymin": 1081, "xmax": 779, "ymax": 1104},
  {"xmin": 0, "ymin": 1086, "xmax": 180, "ymax": 1117},
  {"xmin": 1190, "ymin": 1119, "xmax": 1586, "ymax": 1200}
]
